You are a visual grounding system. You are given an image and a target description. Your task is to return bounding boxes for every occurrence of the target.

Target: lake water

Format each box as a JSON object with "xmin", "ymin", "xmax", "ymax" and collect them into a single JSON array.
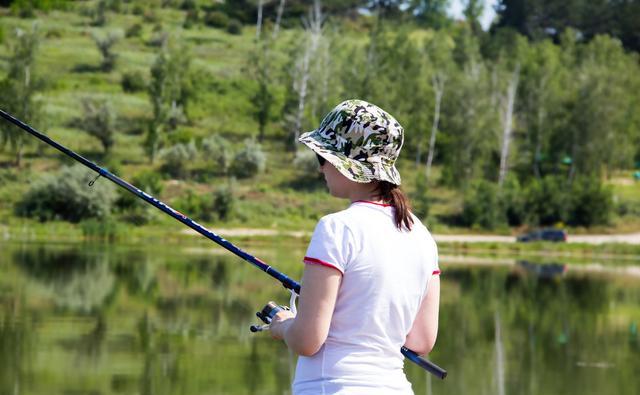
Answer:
[{"xmin": 1, "ymin": 241, "xmax": 638, "ymax": 395}]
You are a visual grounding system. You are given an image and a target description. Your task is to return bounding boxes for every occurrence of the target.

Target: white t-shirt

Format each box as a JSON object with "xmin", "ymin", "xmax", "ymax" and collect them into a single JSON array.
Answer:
[{"xmin": 293, "ymin": 200, "xmax": 440, "ymax": 395}]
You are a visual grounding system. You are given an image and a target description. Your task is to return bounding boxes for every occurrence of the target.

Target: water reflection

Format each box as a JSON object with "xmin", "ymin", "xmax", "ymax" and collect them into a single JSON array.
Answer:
[{"xmin": 1, "ymin": 242, "xmax": 638, "ymax": 395}]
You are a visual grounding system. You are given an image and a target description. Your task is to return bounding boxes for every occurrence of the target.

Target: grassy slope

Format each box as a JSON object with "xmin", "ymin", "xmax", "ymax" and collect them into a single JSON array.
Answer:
[{"xmin": 0, "ymin": 3, "xmax": 639, "ymax": 243}]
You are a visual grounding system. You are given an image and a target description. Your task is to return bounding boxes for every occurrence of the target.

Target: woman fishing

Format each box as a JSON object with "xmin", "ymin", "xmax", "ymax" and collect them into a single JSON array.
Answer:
[{"xmin": 269, "ymin": 99, "xmax": 441, "ymax": 394}]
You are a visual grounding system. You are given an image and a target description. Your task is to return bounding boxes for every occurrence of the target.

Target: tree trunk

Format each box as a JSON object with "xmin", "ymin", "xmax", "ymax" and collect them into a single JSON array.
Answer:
[
  {"xmin": 498, "ymin": 64, "xmax": 520, "ymax": 188},
  {"xmin": 426, "ymin": 72, "xmax": 445, "ymax": 181},
  {"xmin": 292, "ymin": 0, "xmax": 323, "ymax": 148},
  {"xmin": 256, "ymin": 0, "xmax": 264, "ymax": 41},
  {"xmin": 272, "ymin": 0, "xmax": 286, "ymax": 40}
]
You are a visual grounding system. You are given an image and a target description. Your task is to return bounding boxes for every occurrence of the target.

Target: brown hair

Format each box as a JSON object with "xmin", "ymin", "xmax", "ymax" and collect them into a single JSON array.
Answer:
[{"xmin": 375, "ymin": 181, "xmax": 414, "ymax": 231}]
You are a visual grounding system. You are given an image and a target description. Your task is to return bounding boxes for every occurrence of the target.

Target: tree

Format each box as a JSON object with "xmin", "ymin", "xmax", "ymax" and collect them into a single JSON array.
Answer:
[
  {"xmin": 494, "ymin": 0, "xmax": 640, "ymax": 52},
  {"xmin": 0, "ymin": 25, "xmax": 43, "ymax": 167},
  {"xmin": 145, "ymin": 43, "xmax": 194, "ymax": 162},
  {"xmin": 249, "ymin": 42, "xmax": 274, "ymax": 142},
  {"xmin": 92, "ymin": 31, "xmax": 120, "ymax": 72},
  {"xmin": 80, "ymin": 98, "xmax": 116, "ymax": 154},
  {"xmin": 410, "ymin": 0, "xmax": 451, "ymax": 28}
]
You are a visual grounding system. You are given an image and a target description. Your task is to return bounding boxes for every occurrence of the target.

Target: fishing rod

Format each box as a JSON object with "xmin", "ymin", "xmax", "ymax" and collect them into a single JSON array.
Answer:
[{"xmin": 0, "ymin": 109, "xmax": 447, "ymax": 380}]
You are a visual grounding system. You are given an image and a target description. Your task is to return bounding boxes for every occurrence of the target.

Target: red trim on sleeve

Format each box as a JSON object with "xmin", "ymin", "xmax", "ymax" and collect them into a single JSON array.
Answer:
[
  {"xmin": 303, "ymin": 256, "xmax": 344, "ymax": 274},
  {"xmin": 432, "ymin": 270, "xmax": 441, "ymax": 275},
  {"xmin": 352, "ymin": 200, "xmax": 392, "ymax": 207}
]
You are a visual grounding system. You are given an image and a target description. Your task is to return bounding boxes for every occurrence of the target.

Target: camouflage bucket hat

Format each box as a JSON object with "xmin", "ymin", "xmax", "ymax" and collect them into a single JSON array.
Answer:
[{"xmin": 298, "ymin": 99, "xmax": 404, "ymax": 185}]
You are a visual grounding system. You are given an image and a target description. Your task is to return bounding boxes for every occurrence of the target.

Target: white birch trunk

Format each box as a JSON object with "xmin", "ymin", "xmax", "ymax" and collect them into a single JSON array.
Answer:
[
  {"xmin": 292, "ymin": 0, "xmax": 323, "ymax": 145},
  {"xmin": 426, "ymin": 72, "xmax": 445, "ymax": 180},
  {"xmin": 256, "ymin": 0, "xmax": 264, "ymax": 41},
  {"xmin": 498, "ymin": 64, "xmax": 520, "ymax": 188},
  {"xmin": 272, "ymin": 0, "xmax": 286, "ymax": 40}
]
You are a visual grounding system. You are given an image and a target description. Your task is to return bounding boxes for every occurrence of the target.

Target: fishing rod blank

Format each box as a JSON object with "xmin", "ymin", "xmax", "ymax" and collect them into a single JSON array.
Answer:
[{"xmin": 0, "ymin": 109, "xmax": 447, "ymax": 380}]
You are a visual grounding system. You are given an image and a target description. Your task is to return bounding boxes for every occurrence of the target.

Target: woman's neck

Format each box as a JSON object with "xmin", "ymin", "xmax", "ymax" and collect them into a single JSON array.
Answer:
[{"xmin": 347, "ymin": 183, "xmax": 381, "ymax": 203}]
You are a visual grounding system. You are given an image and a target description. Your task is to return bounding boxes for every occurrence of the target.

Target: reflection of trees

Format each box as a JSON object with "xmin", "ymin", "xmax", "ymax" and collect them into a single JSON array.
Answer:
[
  {"xmin": 0, "ymin": 308, "xmax": 32, "ymax": 395},
  {"xmin": 13, "ymin": 245, "xmax": 115, "ymax": 313},
  {"xmin": 431, "ymin": 266, "xmax": 617, "ymax": 395}
]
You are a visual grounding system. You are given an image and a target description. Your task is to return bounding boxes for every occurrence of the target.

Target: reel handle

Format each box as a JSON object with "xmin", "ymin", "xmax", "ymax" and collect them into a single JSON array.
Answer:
[{"xmin": 249, "ymin": 301, "xmax": 289, "ymax": 332}]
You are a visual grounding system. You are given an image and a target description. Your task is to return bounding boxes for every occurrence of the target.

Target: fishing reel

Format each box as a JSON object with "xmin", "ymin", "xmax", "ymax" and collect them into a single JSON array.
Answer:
[{"xmin": 249, "ymin": 301, "xmax": 289, "ymax": 333}]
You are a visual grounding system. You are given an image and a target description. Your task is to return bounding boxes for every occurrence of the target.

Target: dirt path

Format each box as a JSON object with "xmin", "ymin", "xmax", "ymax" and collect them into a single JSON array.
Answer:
[
  {"xmin": 181, "ymin": 228, "xmax": 640, "ymax": 245},
  {"xmin": 434, "ymin": 232, "xmax": 640, "ymax": 244}
]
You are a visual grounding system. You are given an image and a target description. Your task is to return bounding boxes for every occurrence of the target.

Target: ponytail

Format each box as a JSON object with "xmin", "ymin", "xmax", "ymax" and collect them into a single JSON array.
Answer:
[{"xmin": 375, "ymin": 181, "xmax": 414, "ymax": 231}]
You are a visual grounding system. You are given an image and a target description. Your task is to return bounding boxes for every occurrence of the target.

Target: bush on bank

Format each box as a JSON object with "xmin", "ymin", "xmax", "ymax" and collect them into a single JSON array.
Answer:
[{"xmin": 15, "ymin": 165, "xmax": 118, "ymax": 222}]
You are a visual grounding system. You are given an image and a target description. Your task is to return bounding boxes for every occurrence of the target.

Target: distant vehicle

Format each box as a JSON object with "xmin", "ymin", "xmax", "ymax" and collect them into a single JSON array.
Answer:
[
  {"xmin": 516, "ymin": 260, "xmax": 567, "ymax": 279},
  {"xmin": 516, "ymin": 228, "xmax": 567, "ymax": 242}
]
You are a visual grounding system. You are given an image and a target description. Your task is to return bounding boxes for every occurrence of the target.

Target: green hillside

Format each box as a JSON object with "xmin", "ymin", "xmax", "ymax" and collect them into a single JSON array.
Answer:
[{"xmin": 1, "ymin": 0, "xmax": 639, "ymax": 242}]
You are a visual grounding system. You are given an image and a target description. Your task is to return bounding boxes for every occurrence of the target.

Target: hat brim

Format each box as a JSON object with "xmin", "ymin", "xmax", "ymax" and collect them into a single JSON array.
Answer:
[{"xmin": 299, "ymin": 130, "xmax": 402, "ymax": 185}]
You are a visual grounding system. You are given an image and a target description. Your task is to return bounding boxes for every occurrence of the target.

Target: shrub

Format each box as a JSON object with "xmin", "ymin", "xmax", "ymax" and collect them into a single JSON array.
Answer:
[
  {"xmin": 125, "ymin": 23, "xmax": 143, "ymax": 38},
  {"xmin": 226, "ymin": 19, "xmax": 243, "ymax": 35},
  {"xmin": 80, "ymin": 98, "xmax": 117, "ymax": 154},
  {"xmin": 180, "ymin": 0, "xmax": 197, "ymax": 11},
  {"xmin": 500, "ymin": 176, "xmax": 525, "ymax": 226},
  {"xmin": 0, "ymin": 24, "xmax": 4, "ymax": 44},
  {"xmin": 461, "ymin": 180, "xmax": 505, "ymax": 229},
  {"xmin": 160, "ymin": 142, "xmax": 197, "ymax": 179},
  {"xmin": 92, "ymin": 0, "xmax": 108, "ymax": 26},
  {"xmin": 204, "ymin": 11, "xmax": 229, "ymax": 28},
  {"xmin": 183, "ymin": 9, "xmax": 199, "ymax": 29},
  {"xmin": 116, "ymin": 170, "xmax": 164, "ymax": 211},
  {"xmin": 121, "ymin": 70, "xmax": 146, "ymax": 92},
  {"xmin": 202, "ymin": 135, "xmax": 234, "ymax": 174},
  {"xmin": 16, "ymin": 165, "xmax": 118, "ymax": 222},
  {"xmin": 92, "ymin": 31, "xmax": 121, "ymax": 72},
  {"xmin": 410, "ymin": 174, "xmax": 430, "ymax": 220},
  {"xmin": 522, "ymin": 176, "xmax": 570, "ymax": 226},
  {"xmin": 212, "ymin": 183, "xmax": 235, "ymax": 221},
  {"xmin": 174, "ymin": 190, "xmax": 213, "ymax": 221},
  {"xmin": 293, "ymin": 150, "xmax": 319, "ymax": 175},
  {"xmin": 566, "ymin": 176, "xmax": 613, "ymax": 226},
  {"xmin": 230, "ymin": 139, "xmax": 266, "ymax": 179}
]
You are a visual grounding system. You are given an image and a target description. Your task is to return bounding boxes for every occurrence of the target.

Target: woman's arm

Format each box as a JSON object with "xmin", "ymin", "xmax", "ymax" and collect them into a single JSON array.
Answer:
[
  {"xmin": 270, "ymin": 264, "xmax": 342, "ymax": 356},
  {"xmin": 404, "ymin": 275, "xmax": 440, "ymax": 355}
]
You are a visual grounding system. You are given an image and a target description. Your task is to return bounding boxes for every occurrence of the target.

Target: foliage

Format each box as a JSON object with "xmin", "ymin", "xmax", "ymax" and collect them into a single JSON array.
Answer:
[
  {"xmin": 248, "ymin": 42, "xmax": 274, "ymax": 142},
  {"xmin": 495, "ymin": 0, "xmax": 640, "ymax": 52},
  {"xmin": 79, "ymin": 98, "xmax": 117, "ymax": 154},
  {"xmin": 121, "ymin": 70, "xmax": 146, "ymax": 92},
  {"xmin": 201, "ymin": 134, "xmax": 233, "ymax": 175},
  {"xmin": 173, "ymin": 181, "xmax": 235, "ymax": 222},
  {"xmin": 145, "ymin": 44, "xmax": 195, "ymax": 162},
  {"xmin": 230, "ymin": 139, "xmax": 266, "ymax": 179},
  {"xmin": 91, "ymin": 0, "xmax": 108, "ymax": 26},
  {"xmin": 160, "ymin": 141, "xmax": 197, "ymax": 179},
  {"xmin": 566, "ymin": 176, "xmax": 613, "ymax": 227},
  {"xmin": 125, "ymin": 23, "xmax": 143, "ymax": 38},
  {"xmin": 203, "ymin": 11, "xmax": 229, "ymax": 29},
  {"xmin": 15, "ymin": 165, "xmax": 118, "ymax": 222},
  {"xmin": 410, "ymin": 173, "xmax": 430, "ymax": 220},
  {"xmin": 212, "ymin": 183, "xmax": 235, "ymax": 221},
  {"xmin": 293, "ymin": 149, "xmax": 318, "ymax": 175},
  {"xmin": 226, "ymin": 19, "xmax": 243, "ymax": 35},
  {"xmin": 461, "ymin": 180, "xmax": 506, "ymax": 229},
  {"xmin": 0, "ymin": 25, "xmax": 43, "ymax": 166},
  {"xmin": 8, "ymin": 0, "xmax": 69, "ymax": 17},
  {"xmin": 92, "ymin": 31, "xmax": 120, "ymax": 72}
]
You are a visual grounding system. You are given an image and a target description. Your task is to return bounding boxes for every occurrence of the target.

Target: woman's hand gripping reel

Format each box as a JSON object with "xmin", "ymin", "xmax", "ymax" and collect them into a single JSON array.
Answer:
[
  {"xmin": 249, "ymin": 290, "xmax": 298, "ymax": 333},
  {"xmin": 249, "ymin": 301, "xmax": 289, "ymax": 332}
]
